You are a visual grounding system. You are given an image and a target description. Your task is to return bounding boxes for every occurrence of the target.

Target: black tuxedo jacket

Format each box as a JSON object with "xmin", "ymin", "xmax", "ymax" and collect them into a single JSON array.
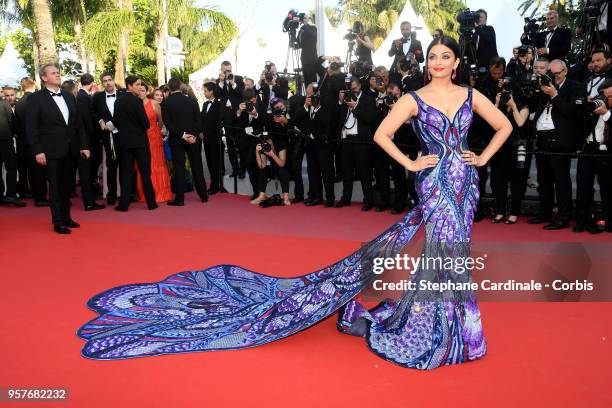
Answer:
[
  {"xmin": 333, "ymin": 92, "xmax": 377, "ymax": 141},
  {"xmin": 92, "ymin": 89, "xmax": 125, "ymax": 139},
  {"xmin": 319, "ymin": 72, "xmax": 346, "ymax": 109},
  {"xmin": 13, "ymin": 91, "xmax": 31, "ymax": 144},
  {"xmin": 298, "ymin": 24, "xmax": 318, "ymax": 64},
  {"xmin": 161, "ymin": 92, "xmax": 201, "ymax": 147},
  {"xmin": 112, "ymin": 92, "xmax": 150, "ymax": 149},
  {"xmin": 259, "ymin": 78, "xmax": 290, "ymax": 107},
  {"xmin": 294, "ymin": 103, "xmax": 333, "ymax": 142},
  {"xmin": 200, "ymin": 99, "xmax": 223, "ymax": 140},
  {"xmin": 475, "ymin": 25, "xmax": 498, "ymax": 68},
  {"xmin": 77, "ymin": 89, "xmax": 96, "ymax": 140},
  {"xmin": 388, "ymin": 38, "xmax": 424, "ymax": 73},
  {"xmin": 533, "ymin": 78, "xmax": 584, "ymax": 151},
  {"xmin": 25, "ymin": 89, "xmax": 87, "ymax": 158},
  {"xmin": 0, "ymin": 100, "xmax": 14, "ymax": 141},
  {"xmin": 535, "ymin": 27, "xmax": 571, "ymax": 61},
  {"xmin": 216, "ymin": 76, "xmax": 244, "ymax": 110}
]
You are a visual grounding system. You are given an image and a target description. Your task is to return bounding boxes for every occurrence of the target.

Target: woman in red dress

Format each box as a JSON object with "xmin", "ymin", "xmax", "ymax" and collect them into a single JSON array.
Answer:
[{"xmin": 136, "ymin": 84, "xmax": 173, "ymax": 203}]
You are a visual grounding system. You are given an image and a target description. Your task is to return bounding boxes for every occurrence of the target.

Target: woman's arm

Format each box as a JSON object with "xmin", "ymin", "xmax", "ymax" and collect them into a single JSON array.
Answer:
[
  {"xmin": 153, "ymin": 101, "xmax": 164, "ymax": 129},
  {"xmin": 359, "ymin": 35, "xmax": 376, "ymax": 51},
  {"xmin": 373, "ymin": 93, "xmax": 438, "ymax": 171},
  {"xmin": 509, "ymin": 102, "xmax": 529, "ymax": 127},
  {"xmin": 271, "ymin": 148, "xmax": 287, "ymax": 167},
  {"xmin": 470, "ymin": 89, "xmax": 513, "ymax": 165},
  {"xmin": 255, "ymin": 145, "xmax": 267, "ymax": 169}
]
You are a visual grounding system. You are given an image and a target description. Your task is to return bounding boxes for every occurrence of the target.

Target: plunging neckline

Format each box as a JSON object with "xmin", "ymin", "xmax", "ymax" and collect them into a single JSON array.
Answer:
[{"xmin": 413, "ymin": 88, "xmax": 471, "ymax": 124}]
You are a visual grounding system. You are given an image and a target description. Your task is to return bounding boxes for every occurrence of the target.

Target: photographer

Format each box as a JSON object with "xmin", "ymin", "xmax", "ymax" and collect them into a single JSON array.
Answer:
[
  {"xmin": 474, "ymin": 9, "xmax": 499, "ymax": 75},
  {"xmin": 258, "ymin": 61, "xmax": 289, "ymax": 110},
  {"xmin": 397, "ymin": 54, "xmax": 424, "ymax": 94},
  {"xmin": 294, "ymin": 83, "xmax": 335, "ymax": 206},
  {"xmin": 575, "ymin": 77, "xmax": 612, "ymax": 233},
  {"xmin": 333, "ymin": 76, "xmax": 376, "ymax": 211},
  {"xmin": 201, "ymin": 82, "xmax": 224, "ymax": 195},
  {"xmin": 297, "ymin": 14, "xmax": 319, "ymax": 87},
  {"xmin": 216, "ymin": 60, "xmax": 245, "ymax": 179},
  {"xmin": 388, "ymin": 21, "xmax": 424, "ymax": 85},
  {"xmin": 471, "ymin": 56, "xmax": 506, "ymax": 220},
  {"xmin": 535, "ymin": 11, "xmax": 571, "ymax": 61},
  {"xmin": 236, "ymin": 88, "xmax": 265, "ymax": 198},
  {"xmin": 490, "ymin": 81, "xmax": 530, "ymax": 224},
  {"xmin": 506, "ymin": 46, "xmax": 534, "ymax": 84},
  {"xmin": 352, "ymin": 21, "xmax": 375, "ymax": 65},
  {"xmin": 527, "ymin": 59, "xmax": 583, "ymax": 230},
  {"xmin": 371, "ymin": 67, "xmax": 393, "ymax": 211}
]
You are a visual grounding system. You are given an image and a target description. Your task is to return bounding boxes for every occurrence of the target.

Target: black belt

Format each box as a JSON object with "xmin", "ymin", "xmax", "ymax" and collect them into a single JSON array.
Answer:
[{"xmin": 537, "ymin": 129, "xmax": 557, "ymax": 136}]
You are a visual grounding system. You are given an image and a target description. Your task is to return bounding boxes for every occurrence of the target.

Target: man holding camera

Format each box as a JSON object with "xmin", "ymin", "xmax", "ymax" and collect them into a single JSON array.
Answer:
[
  {"xmin": 474, "ymin": 9, "xmax": 499, "ymax": 75},
  {"xmin": 575, "ymin": 52, "xmax": 612, "ymax": 233},
  {"xmin": 216, "ymin": 61, "xmax": 244, "ymax": 180},
  {"xmin": 334, "ymin": 76, "xmax": 376, "ymax": 211},
  {"xmin": 298, "ymin": 14, "xmax": 318, "ymax": 87},
  {"xmin": 258, "ymin": 62, "xmax": 289, "ymax": 110},
  {"xmin": 388, "ymin": 21, "xmax": 424, "ymax": 85},
  {"xmin": 236, "ymin": 88, "xmax": 264, "ymax": 198},
  {"xmin": 528, "ymin": 59, "xmax": 583, "ymax": 230},
  {"xmin": 535, "ymin": 11, "xmax": 571, "ymax": 61}
]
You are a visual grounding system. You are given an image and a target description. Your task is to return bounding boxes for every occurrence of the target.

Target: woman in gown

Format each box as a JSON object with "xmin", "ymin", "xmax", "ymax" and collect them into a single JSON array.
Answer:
[
  {"xmin": 136, "ymin": 84, "xmax": 173, "ymax": 203},
  {"xmin": 78, "ymin": 37, "xmax": 512, "ymax": 369}
]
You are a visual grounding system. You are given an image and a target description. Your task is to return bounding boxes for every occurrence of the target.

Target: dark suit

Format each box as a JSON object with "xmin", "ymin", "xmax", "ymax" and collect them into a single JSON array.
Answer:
[
  {"xmin": 14, "ymin": 92, "xmax": 48, "ymax": 202},
  {"xmin": 235, "ymin": 103, "xmax": 264, "ymax": 194},
  {"xmin": 334, "ymin": 92, "xmax": 377, "ymax": 204},
  {"xmin": 72, "ymin": 89, "xmax": 98, "ymax": 207},
  {"xmin": 535, "ymin": 27, "xmax": 571, "ymax": 61},
  {"xmin": 0, "ymin": 100, "xmax": 17, "ymax": 198},
  {"xmin": 475, "ymin": 25, "xmax": 498, "ymax": 69},
  {"xmin": 216, "ymin": 77, "xmax": 244, "ymax": 175},
  {"xmin": 388, "ymin": 37, "xmax": 424, "ymax": 84},
  {"xmin": 298, "ymin": 24, "xmax": 319, "ymax": 86},
  {"xmin": 25, "ymin": 89, "xmax": 86, "ymax": 227},
  {"xmin": 201, "ymin": 98, "xmax": 224, "ymax": 191},
  {"xmin": 532, "ymin": 78, "xmax": 583, "ymax": 223},
  {"xmin": 161, "ymin": 92, "xmax": 208, "ymax": 202},
  {"xmin": 113, "ymin": 92, "xmax": 155, "ymax": 209},
  {"xmin": 92, "ymin": 90, "xmax": 124, "ymax": 199}
]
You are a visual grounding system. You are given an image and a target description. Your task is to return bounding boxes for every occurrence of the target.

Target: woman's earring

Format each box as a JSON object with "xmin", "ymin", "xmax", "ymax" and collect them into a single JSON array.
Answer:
[
  {"xmin": 452, "ymin": 68, "xmax": 456, "ymax": 80},
  {"xmin": 427, "ymin": 70, "xmax": 432, "ymax": 81}
]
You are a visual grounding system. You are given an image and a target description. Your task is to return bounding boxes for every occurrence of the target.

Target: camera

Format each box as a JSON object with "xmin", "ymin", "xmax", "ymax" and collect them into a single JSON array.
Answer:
[
  {"xmin": 351, "ymin": 60, "xmax": 371, "ymax": 78},
  {"xmin": 585, "ymin": 0, "xmax": 605, "ymax": 18},
  {"xmin": 224, "ymin": 69, "xmax": 234, "ymax": 81},
  {"xmin": 521, "ymin": 16, "xmax": 546, "ymax": 45},
  {"xmin": 575, "ymin": 96, "xmax": 606, "ymax": 114},
  {"xmin": 329, "ymin": 61, "xmax": 344, "ymax": 71},
  {"xmin": 385, "ymin": 94, "xmax": 398, "ymax": 105},
  {"xmin": 375, "ymin": 76, "xmax": 384, "ymax": 87},
  {"xmin": 344, "ymin": 29, "xmax": 358, "ymax": 42},
  {"xmin": 456, "ymin": 8, "xmax": 480, "ymax": 33},
  {"xmin": 310, "ymin": 93, "xmax": 320, "ymax": 105},
  {"xmin": 517, "ymin": 45, "xmax": 529, "ymax": 57},
  {"xmin": 523, "ymin": 72, "xmax": 553, "ymax": 96},
  {"xmin": 283, "ymin": 9, "xmax": 304, "ymax": 32},
  {"xmin": 500, "ymin": 76, "xmax": 513, "ymax": 105},
  {"xmin": 245, "ymin": 101, "xmax": 254, "ymax": 113},
  {"xmin": 273, "ymin": 108, "xmax": 286, "ymax": 117},
  {"xmin": 258, "ymin": 131, "xmax": 272, "ymax": 153},
  {"xmin": 398, "ymin": 56, "xmax": 417, "ymax": 73}
]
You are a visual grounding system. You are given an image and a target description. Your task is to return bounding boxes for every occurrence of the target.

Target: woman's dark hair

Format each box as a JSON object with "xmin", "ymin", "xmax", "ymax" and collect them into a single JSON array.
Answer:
[
  {"xmin": 125, "ymin": 75, "xmax": 140, "ymax": 87},
  {"xmin": 203, "ymin": 81, "xmax": 217, "ymax": 97},
  {"xmin": 353, "ymin": 21, "xmax": 365, "ymax": 34},
  {"xmin": 424, "ymin": 36, "xmax": 462, "ymax": 85}
]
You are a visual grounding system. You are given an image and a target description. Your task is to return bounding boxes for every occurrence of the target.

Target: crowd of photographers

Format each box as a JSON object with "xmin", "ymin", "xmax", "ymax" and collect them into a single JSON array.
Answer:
[{"xmin": 2, "ymin": 3, "xmax": 612, "ymax": 234}]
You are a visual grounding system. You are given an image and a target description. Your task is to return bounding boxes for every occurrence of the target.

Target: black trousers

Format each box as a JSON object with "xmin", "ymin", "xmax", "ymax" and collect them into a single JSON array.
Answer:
[
  {"xmin": 340, "ymin": 139, "xmax": 373, "ymax": 204},
  {"xmin": 102, "ymin": 134, "xmax": 120, "ymax": 198},
  {"xmin": 373, "ymin": 145, "xmax": 391, "ymax": 206},
  {"xmin": 119, "ymin": 147, "xmax": 156, "ymax": 208},
  {"xmin": 236, "ymin": 132, "xmax": 251, "ymax": 174},
  {"xmin": 171, "ymin": 142, "xmax": 208, "ymax": 202},
  {"xmin": 17, "ymin": 142, "xmax": 47, "ymax": 201},
  {"xmin": 45, "ymin": 156, "xmax": 72, "ymax": 227},
  {"xmin": 225, "ymin": 129, "xmax": 238, "ymax": 173},
  {"xmin": 241, "ymin": 135, "xmax": 259, "ymax": 194},
  {"xmin": 256, "ymin": 162, "xmax": 289, "ymax": 194},
  {"xmin": 306, "ymin": 141, "xmax": 335, "ymax": 202},
  {"xmin": 203, "ymin": 137, "xmax": 224, "ymax": 191},
  {"xmin": 576, "ymin": 144, "xmax": 612, "ymax": 224},
  {"xmin": 390, "ymin": 145, "xmax": 419, "ymax": 210},
  {"xmin": 16, "ymin": 142, "xmax": 31, "ymax": 195},
  {"xmin": 490, "ymin": 148, "xmax": 529, "ymax": 215},
  {"xmin": 68, "ymin": 151, "xmax": 96, "ymax": 208},
  {"xmin": 89, "ymin": 136, "xmax": 104, "ymax": 192},
  {"xmin": 0, "ymin": 139, "xmax": 18, "ymax": 198},
  {"xmin": 288, "ymin": 140, "xmax": 305, "ymax": 199},
  {"xmin": 301, "ymin": 61, "xmax": 318, "ymax": 89},
  {"xmin": 534, "ymin": 137, "xmax": 573, "ymax": 222}
]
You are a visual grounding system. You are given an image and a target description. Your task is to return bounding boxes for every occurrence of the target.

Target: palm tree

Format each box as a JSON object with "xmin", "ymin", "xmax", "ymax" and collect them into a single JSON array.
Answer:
[{"xmin": 29, "ymin": 0, "xmax": 57, "ymax": 65}]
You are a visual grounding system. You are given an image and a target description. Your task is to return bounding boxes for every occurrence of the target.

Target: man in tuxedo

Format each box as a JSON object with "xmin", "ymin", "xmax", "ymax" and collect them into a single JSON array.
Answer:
[
  {"xmin": 297, "ymin": 14, "xmax": 318, "ymax": 88},
  {"xmin": 334, "ymin": 76, "xmax": 376, "ymax": 211},
  {"xmin": 25, "ymin": 63, "xmax": 90, "ymax": 234},
  {"xmin": 216, "ymin": 61, "xmax": 244, "ymax": 179},
  {"xmin": 92, "ymin": 72, "xmax": 123, "ymax": 205},
  {"xmin": 235, "ymin": 88, "xmax": 264, "ymax": 197},
  {"xmin": 474, "ymin": 9, "xmax": 498, "ymax": 75},
  {"xmin": 0, "ymin": 92, "xmax": 25, "ymax": 207},
  {"xmin": 14, "ymin": 77, "xmax": 48, "ymax": 206},
  {"xmin": 78, "ymin": 73, "xmax": 104, "ymax": 202},
  {"xmin": 112, "ymin": 75, "xmax": 157, "ymax": 212},
  {"xmin": 161, "ymin": 77, "xmax": 208, "ymax": 205},
  {"xmin": 528, "ymin": 59, "xmax": 583, "ymax": 230},
  {"xmin": 258, "ymin": 62, "xmax": 290, "ymax": 109},
  {"xmin": 388, "ymin": 21, "xmax": 424, "ymax": 85},
  {"xmin": 201, "ymin": 82, "xmax": 224, "ymax": 194},
  {"xmin": 535, "ymin": 11, "xmax": 571, "ymax": 61}
]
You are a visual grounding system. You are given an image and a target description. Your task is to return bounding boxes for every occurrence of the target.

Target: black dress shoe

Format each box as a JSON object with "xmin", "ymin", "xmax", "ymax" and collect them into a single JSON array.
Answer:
[
  {"xmin": 587, "ymin": 224, "xmax": 603, "ymax": 234},
  {"xmin": 361, "ymin": 203, "xmax": 373, "ymax": 212},
  {"xmin": 292, "ymin": 196, "xmax": 304, "ymax": 204},
  {"xmin": 305, "ymin": 198, "xmax": 323, "ymax": 206},
  {"xmin": 238, "ymin": 171, "xmax": 246, "ymax": 179},
  {"xmin": 3, "ymin": 196, "xmax": 26, "ymax": 207},
  {"xmin": 324, "ymin": 200, "xmax": 335, "ymax": 208},
  {"xmin": 208, "ymin": 188, "xmax": 219, "ymax": 195},
  {"xmin": 106, "ymin": 195, "xmax": 117, "ymax": 205},
  {"xmin": 66, "ymin": 220, "xmax": 80, "ymax": 228},
  {"xmin": 114, "ymin": 205, "xmax": 128, "ymax": 212},
  {"xmin": 543, "ymin": 221, "xmax": 569, "ymax": 230},
  {"xmin": 573, "ymin": 222, "xmax": 586, "ymax": 233},
  {"xmin": 148, "ymin": 203, "xmax": 159, "ymax": 210},
  {"xmin": 391, "ymin": 206, "xmax": 405, "ymax": 214},
  {"xmin": 167, "ymin": 200, "xmax": 184, "ymax": 206},
  {"xmin": 375, "ymin": 204, "xmax": 391, "ymax": 212},
  {"xmin": 85, "ymin": 203, "xmax": 106, "ymax": 211},
  {"xmin": 334, "ymin": 200, "xmax": 350, "ymax": 208},
  {"xmin": 19, "ymin": 192, "xmax": 33, "ymax": 199},
  {"xmin": 35, "ymin": 199, "xmax": 50, "ymax": 207},
  {"xmin": 201, "ymin": 196, "xmax": 208, "ymax": 203},
  {"xmin": 527, "ymin": 215, "xmax": 552, "ymax": 225},
  {"xmin": 53, "ymin": 225, "xmax": 71, "ymax": 234}
]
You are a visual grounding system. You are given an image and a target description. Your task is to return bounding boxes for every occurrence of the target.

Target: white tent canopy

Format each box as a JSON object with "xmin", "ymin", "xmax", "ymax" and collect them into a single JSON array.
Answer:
[
  {"xmin": 0, "ymin": 39, "xmax": 29, "ymax": 87},
  {"xmin": 372, "ymin": 2, "xmax": 433, "ymax": 69}
]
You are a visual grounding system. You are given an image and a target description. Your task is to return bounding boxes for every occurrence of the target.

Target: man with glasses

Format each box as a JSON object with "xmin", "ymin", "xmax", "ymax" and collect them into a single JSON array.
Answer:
[{"xmin": 528, "ymin": 59, "xmax": 583, "ymax": 230}]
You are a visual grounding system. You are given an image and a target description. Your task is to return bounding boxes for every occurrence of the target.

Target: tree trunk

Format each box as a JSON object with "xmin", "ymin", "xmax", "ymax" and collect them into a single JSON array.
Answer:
[
  {"xmin": 72, "ymin": 2, "xmax": 88, "ymax": 73},
  {"xmin": 32, "ymin": 37, "xmax": 41, "ymax": 87},
  {"xmin": 32, "ymin": 0, "xmax": 58, "ymax": 66},
  {"xmin": 156, "ymin": 24, "xmax": 165, "ymax": 86},
  {"xmin": 114, "ymin": 0, "xmax": 132, "ymax": 88}
]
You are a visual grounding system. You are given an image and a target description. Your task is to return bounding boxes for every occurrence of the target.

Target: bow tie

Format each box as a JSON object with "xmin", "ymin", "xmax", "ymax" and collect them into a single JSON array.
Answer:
[
  {"xmin": 106, "ymin": 94, "xmax": 116, "ymax": 98},
  {"xmin": 592, "ymin": 73, "xmax": 605, "ymax": 79},
  {"xmin": 48, "ymin": 91, "xmax": 62, "ymax": 97}
]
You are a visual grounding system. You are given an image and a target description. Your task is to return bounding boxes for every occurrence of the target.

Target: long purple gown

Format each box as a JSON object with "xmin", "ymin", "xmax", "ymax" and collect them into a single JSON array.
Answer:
[{"xmin": 78, "ymin": 86, "xmax": 486, "ymax": 369}]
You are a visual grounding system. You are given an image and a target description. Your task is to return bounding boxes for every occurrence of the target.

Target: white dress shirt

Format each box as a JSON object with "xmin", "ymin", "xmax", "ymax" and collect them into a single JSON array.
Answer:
[
  {"xmin": 341, "ymin": 92, "xmax": 362, "ymax": 138},
  {"xmin": 599, "ymin": 2, "xmax": 608, "ymax": 31},
  {"xmin": 47, "ymin": 87, "xmax": 69, "ymax": 125},
  {"xmin": 105, "ymin": 89, "xmax": 117, "ymax": 117},
  {"xmin": 402, "ymin": 38, "xmax": 412, "ymax": 56}
]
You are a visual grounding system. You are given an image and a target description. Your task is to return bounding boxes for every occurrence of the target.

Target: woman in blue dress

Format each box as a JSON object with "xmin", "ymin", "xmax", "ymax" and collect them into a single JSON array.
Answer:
[{"xmin": 78, "ymin": 36, "xmax": 512, "ymax": 369}]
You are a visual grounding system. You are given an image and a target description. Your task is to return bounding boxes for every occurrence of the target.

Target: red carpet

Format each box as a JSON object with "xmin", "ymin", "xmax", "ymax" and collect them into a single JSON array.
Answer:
[{"xmin": 1, "ymin": 194, "xmax": 611, "ymax": 407}]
